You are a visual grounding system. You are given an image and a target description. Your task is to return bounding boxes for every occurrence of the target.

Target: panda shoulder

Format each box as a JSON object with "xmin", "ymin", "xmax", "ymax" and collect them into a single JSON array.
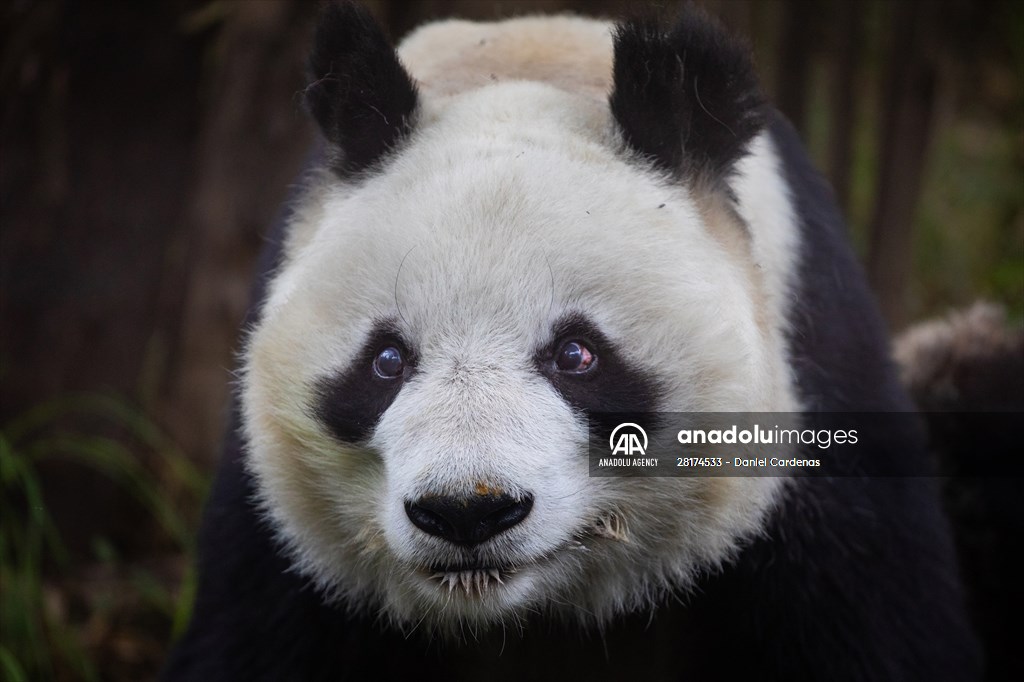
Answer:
[{"xmin": 895, "ymin": 301, "xmax": 1024, "ymax": 411}]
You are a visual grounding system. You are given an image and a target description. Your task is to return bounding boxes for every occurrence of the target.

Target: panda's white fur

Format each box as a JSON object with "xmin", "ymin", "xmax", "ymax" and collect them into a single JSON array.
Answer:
[{"xmin": 242, "ymin": 14, "xmax": 802, "ymax": 632}]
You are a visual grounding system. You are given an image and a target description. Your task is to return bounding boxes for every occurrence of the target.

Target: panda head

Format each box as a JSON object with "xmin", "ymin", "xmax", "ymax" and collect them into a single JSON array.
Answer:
[{"xmin": 243, "ymin": 2, "xmax": 799, "ymax": 633}]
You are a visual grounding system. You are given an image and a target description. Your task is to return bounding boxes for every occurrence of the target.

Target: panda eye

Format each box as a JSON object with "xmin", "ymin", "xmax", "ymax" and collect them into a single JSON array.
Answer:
[
  {"xmin": 373, "ymin": 346, "xmax": 405, "ymax": 379},
  {"xmin": 555, "ymin": 340, "xmax": 596, "ymax": 374}
]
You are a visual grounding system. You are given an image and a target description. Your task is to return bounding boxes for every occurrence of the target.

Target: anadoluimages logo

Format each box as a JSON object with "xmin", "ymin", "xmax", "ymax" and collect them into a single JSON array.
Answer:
[{"xmin": 609, "ymin": 423, "xmax": 648, "ymax": 456}]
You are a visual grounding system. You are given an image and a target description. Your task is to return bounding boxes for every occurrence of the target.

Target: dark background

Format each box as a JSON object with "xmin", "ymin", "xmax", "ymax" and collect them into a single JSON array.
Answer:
[{"xmin": 1, "ymin": 1, "xmax": 1021, "ymax": 679}]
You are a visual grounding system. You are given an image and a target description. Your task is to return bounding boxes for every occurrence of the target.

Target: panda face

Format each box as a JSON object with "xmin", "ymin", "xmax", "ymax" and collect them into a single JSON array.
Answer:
[{"xmin": 242, "ymin": 9, "xmax": 799, "ymax": 633}]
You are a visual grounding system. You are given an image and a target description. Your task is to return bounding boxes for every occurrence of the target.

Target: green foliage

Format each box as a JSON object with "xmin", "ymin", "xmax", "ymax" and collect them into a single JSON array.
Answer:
[
  {"xmin": 0, "ymin": 393, "xmax": 208, "ymax": 681},
  {"xmin": 914, "ymin": 119, "xmax": 1024, "ymax": 322}
]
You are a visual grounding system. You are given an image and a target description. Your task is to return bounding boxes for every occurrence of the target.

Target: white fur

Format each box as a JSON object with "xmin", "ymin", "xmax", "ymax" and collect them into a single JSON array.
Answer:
[
  {"xmin": 242, "ymin": 17, "xmax": 802, "ymax": 634},
  {"xmin": 398, "ymin": 15, "xmax": 614, "ymax": 100}
]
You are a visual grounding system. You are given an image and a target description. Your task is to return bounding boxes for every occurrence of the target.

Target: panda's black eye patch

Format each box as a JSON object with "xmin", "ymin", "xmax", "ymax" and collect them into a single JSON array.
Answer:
[
  {"xmin": 537, "ymin": 314, "xmax": 661, "ymax": 431},
  {"xmin": 314, "ymin": 322, "xmax": 415, "ymax": 444},
  {"xmin": 373, "ymin": 346, "xmax": 405, "ymax": 378},
  {"xmin": 555, "ymin": 340, "xmax": 596, "ymax": 373}
]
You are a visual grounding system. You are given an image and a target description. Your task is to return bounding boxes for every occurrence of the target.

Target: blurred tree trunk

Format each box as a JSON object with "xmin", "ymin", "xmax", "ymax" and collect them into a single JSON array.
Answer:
[
  {"xmin": 776, "ymin": 0, "xmax": 814, "ymax": 133},
  {"xmin": 866, "ymin": 0, "xmax": 939, "ymax": 331},
  {"xmin": 0, "ymin": 1, "xmax": 211, "ymax": 554},
  {"xmin": 827, "ymin": 0, "xmax": 862, "ymax": 213},
  {"xmin": 157, "ymin": 1, "xmax": 313, "ymax": 465}
]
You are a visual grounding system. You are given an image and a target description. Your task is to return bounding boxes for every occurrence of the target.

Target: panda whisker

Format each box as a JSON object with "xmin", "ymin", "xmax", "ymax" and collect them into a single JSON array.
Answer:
[
  {"xmin": 550, "ymin": 484, "xmax": 589, "ymax": 501},
  {"xmin": 547, "ymin": 594, "xmax": 597, "ymax": 620},
  {"xmin": 592, "ymin": 511, "xmax": 629, "ymax": 542},
  {"xmin": 403, "ymin": 608, "xmax": 432, "ymax": 640}
]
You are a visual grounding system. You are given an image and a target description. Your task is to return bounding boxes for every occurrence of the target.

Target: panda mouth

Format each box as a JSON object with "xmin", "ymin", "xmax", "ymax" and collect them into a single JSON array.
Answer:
[{"xmin": 424, "ymin": 564, "xmax": 518, "ymax": 595}]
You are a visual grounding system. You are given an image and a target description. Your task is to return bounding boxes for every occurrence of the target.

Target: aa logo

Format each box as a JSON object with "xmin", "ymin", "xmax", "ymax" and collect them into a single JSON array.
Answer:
[{"xmin": 609, "ymin": 423, "xmax": 648, "ymax": 456}]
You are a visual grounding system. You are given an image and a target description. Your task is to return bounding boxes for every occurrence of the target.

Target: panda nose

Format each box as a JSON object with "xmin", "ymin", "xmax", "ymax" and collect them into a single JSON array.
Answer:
[{"xmin": 405, "ymin": 493, "xmax": 534, "ymax": 546}]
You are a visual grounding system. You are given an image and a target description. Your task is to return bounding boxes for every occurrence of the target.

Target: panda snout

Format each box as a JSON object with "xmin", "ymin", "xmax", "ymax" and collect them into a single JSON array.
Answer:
[{"xmin": 404, "ymin": 493, "xmax": 534, "ymax": 547}]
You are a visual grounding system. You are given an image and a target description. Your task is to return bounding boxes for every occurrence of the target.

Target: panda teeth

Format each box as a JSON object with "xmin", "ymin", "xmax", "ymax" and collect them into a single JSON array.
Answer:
[{"xmin": 431, "ymin": 568, "xmax": 507, "ymax": 595}]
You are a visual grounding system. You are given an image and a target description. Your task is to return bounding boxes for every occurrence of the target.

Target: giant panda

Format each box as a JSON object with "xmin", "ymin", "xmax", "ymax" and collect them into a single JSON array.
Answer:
[{"xmin": 163, "ymin": 2, "xmax": 982, "ymax": 680}]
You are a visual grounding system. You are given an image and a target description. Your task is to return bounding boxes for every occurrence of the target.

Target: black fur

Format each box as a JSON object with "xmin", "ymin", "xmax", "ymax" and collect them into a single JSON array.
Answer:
[
  {"xmin": 306, "ymin": 1, "xmax": 418, "ymax": 177},
  {"xmin": 673, "ymin": 114, "xmax": 982, "ymax": 680},
  {"xmin": 609, "ymin": 8, "xmax": 766, "ymax": 186},
  {"xmin": 535, "ymin": 313, "xmax": 662, "ymax": 435},
  {"xmin": 896, "ymin": 310, "xmax": 1024, "ymax": 680},
  {"xmin": 314, "ymin": 320, "xmax": 415, "ymax": 443}
]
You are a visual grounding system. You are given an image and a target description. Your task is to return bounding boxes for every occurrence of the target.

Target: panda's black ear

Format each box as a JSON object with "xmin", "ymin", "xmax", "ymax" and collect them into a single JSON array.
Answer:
[
  {"xmin": 306, "ymin": 1, "xmax": 419, "ymax": 176},
  {"xmin": 609, "ymin": 7, "xmax": 766, "ymax": 187}
]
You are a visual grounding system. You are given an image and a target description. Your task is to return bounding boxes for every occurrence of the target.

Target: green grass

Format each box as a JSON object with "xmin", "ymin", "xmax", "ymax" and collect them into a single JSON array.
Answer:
[{"xmin": 0, "ymin": 393, "xmax": 209, "ymax": 681}]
